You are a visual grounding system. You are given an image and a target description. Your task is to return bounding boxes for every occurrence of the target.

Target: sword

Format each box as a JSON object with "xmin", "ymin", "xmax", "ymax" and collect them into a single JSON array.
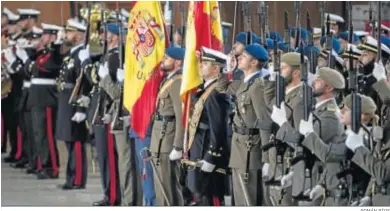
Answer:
[
  {"xmin": 180, "ymin": 159, "xmax": 226, "ymax": 175},
  {"xmin": 238, "ymin": 172, "xmax": 253, "ymax": 206}
]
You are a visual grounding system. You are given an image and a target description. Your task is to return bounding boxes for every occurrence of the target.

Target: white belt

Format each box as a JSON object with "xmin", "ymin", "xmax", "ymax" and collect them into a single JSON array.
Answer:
[
  {"xmin": 31, "ymin": 78, "xmax": 56, "ymax": 85},
  {"xmin": 23, "ymin": 81, "xmax": 31, "ymax": 88}
]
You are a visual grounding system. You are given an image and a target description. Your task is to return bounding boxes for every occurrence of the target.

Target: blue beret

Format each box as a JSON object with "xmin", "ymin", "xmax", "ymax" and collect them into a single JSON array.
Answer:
[
  {"xmin": 320, "ymin": 36, "xmax": 342, "ymax": 54},
  {"xmin": 165, "ymin": 47, "xmax": 185, "ymax": 60},
  {"xmin": 106, "ymin": 23, "xmax": 120, "ymax": 36},
  {"xmin": 339, "ymin": 31, "xmax": 358, "ymax": 42},
  {"xmin": 235, "ymin": 32, "xmax": 258, "ymax": 45},
  {"xmin": 290, "ymin": 27, "xmax": 308, "ymax": 41},
  {"xmin": 381, "ymin": 35, "xmax": 390, "ymax": 49},
  {"xmin": 266, "ymin": 38, "xmax": 275, "ymax": 50},
  {"xmin": 295, "ymin": 45, "xmax": 321, "ymax": 58},
  {"xmin": 267, "ymin": 31, "xmax": 283, "ymax": 42},
  {"xmin": 278, "ymin": 42, "xmax": 290, "ymax": 53},
  {"xmin": 244, "ymin": 44, "xmax": 268, "ymax": 61}
]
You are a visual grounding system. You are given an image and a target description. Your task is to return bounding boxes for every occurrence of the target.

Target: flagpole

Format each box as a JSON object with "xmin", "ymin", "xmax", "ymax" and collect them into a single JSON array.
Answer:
[{"xmin": 182, "ymin": 92, "xmax": 192, "ymax": 159}]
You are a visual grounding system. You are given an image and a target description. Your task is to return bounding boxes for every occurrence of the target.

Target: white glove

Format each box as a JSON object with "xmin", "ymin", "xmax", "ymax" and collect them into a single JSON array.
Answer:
[
  {"xmin": 15, "ymin": 46, "xmax": 29, "ymax": 64},
  {"xmin": 54, "ymin": 29, "xmax": 65, "ymax": 45},
  {"xmin": 98, "ymin": 64, "xmax": 109, "ymax": 79},
  {"xmin": 76, "ymin": 95, "xmax": 90, "ymax": 107},
  {"xmin": 116, "ymin": 68, "xmax": 124, "ymax": 83},
  {"xmin": 373, "ymin": 62, "xmax": 386, "ymax": 81},
  {"xmin": 308, "ymin": 72, "xmax": 315, "ymax": 85},
  {"xmin": 358, "ymin": 196, "xmax": 371, "ymax": 206},
  {"xmin": 271, "ymin": 102, "xmax": 288, "ymax": 126},
  {"xmin": 119, "ymin": 115, "xmax": 131, "ymax": 127},
  {"xmin": 200, "ymin": 160, "xmax": 215, "ymax": 173},
  {"xmin": 268, "ymin": 63, "xmax": 277, "ymax": 81},
  {"xmin": 280, "ymin": 171, "xmax": 294, "ymax": 188},
  {"xmin": 78, "ymin": 45, "xmax": 90, "ymax": 64},
  {"xmin": 299, "ymin": 114, "xmax": 314, "ymax": 137},
  {"xmin": 169, "ymin": 148, "xmax": 182, "ymax": 161},
  {"xmin": 71, "ymin": 112, "xmax": 86, "ymax": 123},
  {"xmin": 102, "ymin": 114, "xmax": 112, "ymax": 124},
  {"xmin": 4, "ymin": 47, "xmax": 16, "ymax": 65},
  {"xmin": 309, "ymin": 185, "xmax": 324, "ymax": 200},
  {"xmin": 345, "ymin": 131, "xmax": 364, "ymax": 152},
  {"xmin": 262, "ymin": 163, "xmax": 270, "ymax": 177},
  {"xmin": 16, "ymin": 38, "xmax": 29, "ymax": 48}
]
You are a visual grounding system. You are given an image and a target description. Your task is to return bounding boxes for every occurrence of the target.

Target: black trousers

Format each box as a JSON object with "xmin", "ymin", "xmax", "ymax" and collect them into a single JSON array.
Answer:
[
  {"xmin": 1, "ymin": 98, "xmax": 19, "ymax": 156},
  {"xmin": 65, "ymin": 141, "xmax": 88, "ymax": 186},
  {"xmin": 93, "ymin": 124, "xmax": 121, "ymax": 205},
  {"xmin": 31, "ymin": 106, "xmax": 59, "ymax": 174},
  {"xmin": 20, "ymin": 110, "xmax": 33, "ymax": 162}
]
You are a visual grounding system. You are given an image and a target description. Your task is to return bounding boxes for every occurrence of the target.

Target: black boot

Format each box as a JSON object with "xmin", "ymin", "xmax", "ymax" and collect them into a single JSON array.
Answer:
[
  {"xmin": 3, "ymin": 155, "xmax": 17, "ymax": 163},
  {"xmin": 10, "ymin": 159, "xmax": 28, "ymax": 168},
  {"xmin": 92, "ymin": 198, "xmax": 110, "ymax": 206}
]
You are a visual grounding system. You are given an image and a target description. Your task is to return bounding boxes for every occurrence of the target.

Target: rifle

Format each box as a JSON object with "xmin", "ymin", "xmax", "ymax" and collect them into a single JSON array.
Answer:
[
  {"xmin": 164, "ymin": 1, "xmax": 175, "ymax": 44},
  {"xmin": 325, "ymin": 14, "xmax": 335, "ymax": 68},
  {"xmin": 319, "ymin": 2, "xmax": 326, "ymax": 37},
  {"xmin": 307, "ymin": 10, "xmax": 317, "ymax": 73},
  {"xmin": 68, "ymin": 2, "xmax": 92, "ymax": 105},
  {"xmin": 284, "ymin": 11, "xmax": 291, "ymax": 52},
  {"xmin": 369, "ymin": 2, "xmax": 376, "ymax": 38},
  {"xmin": 111, "ymin": 2, "xmax": 125, "ymax": 130},
  {"xmin": 376, "ymin": 2, "xmax": 382, "ymax": 62},
  {"xmin": 258, "ymin": 2, "xmax": 268, "ymax": 49},
  {"xmin": 294, "ymin": 2, "xmax": 301, "ymax": 50},
  {"xmin": 179, "ymin": 2, "xmax": 186, "ymax": 47}
]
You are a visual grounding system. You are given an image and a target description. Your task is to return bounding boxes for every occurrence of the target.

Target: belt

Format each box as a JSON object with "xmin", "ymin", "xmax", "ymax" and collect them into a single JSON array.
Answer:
[
  {"xmin": 31, "ymin": 78, "xmax": 56, "ymax": 85},
  {"xmin": 154, "ymin": 114, "xmax": 175, "ymax": 122},
  {"xmin": 23, "ymin": 81, "xmax": 31, "ymax": 88},
  {"xmin": 62, "ymin": 83, "xmax": 75, "ymax": 89},
  {"xmin": 233, "ymin": 124, "xmax": 259, "ymax": 135}
]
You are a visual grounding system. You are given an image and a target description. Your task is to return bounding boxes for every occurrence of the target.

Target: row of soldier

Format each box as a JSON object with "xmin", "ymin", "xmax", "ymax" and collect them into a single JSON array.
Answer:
[{"xmin": 1, "ymin": 4, "xmax": 390, "ymax": 207}]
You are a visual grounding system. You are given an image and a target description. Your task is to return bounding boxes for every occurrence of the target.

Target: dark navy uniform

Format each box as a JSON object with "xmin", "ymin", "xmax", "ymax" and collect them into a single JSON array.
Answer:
[
  {"xmin": 186, "ymin": 80, "xmax": 230, "ymax": 205},
  {"xmin": 56, "ymin": 44, "xmax": 89, "ymax": 189}
]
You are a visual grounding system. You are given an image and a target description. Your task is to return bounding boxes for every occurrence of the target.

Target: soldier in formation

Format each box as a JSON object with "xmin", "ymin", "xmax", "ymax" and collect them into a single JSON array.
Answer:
[{"xmin": 1, "ymin": 3, "xmax": 390, "ymax": 207}]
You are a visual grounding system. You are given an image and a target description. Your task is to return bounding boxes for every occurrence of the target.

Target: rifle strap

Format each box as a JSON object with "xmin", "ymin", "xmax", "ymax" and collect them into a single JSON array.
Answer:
[
  {"xmin": 187, "ymin": 83, "xmax": 217, "ymax": 151},
  {"xmin": 155, "ymin": 74, "xmax": 182, "ymax": 108}
]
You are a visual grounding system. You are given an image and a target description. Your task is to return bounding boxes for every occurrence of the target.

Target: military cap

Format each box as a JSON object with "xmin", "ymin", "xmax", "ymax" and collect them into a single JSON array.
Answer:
[
  {"xmin": 165, "ymin": 47, "xmax": 185, "ymax": 60},
  {"xmin": 105, "ymin": 23, "xmax": 120, "ymax": 36},
  {"xmin": 320, "ymin": 36, "xmax": 342, "ymax": 54},
  {"xmin": 278, "ymin": 42, "xmax": 290, "ymax": 53},
  {"xmin": 342, "ymin": 44, "xmax": 362, "ymax": 60},
  {"xmin": 290, "ymin": 27, "xmax": 308, "ymax": 41},
  {"xmin": 65, "ymin": 18, "xmax": 87, "ymax": 32},
  {"xmin": 244, "ymin": 44, "xmax": 268, "ymax": 61},
  {"xmin": 313, "ymin": 27, "xmax": 322, "ymax": 39},
  {"xmin": 320, "ymin": 49, "xmax": 344, "ymax": 67},
  {"xmin": 339, "ymin": 31, "xmax": 359, "ymax": 43},
  {"xmin": 5, "ymin": 9, "xmax": 19, "ymax": 24},
  {"xmin": 41, "ymin": 23, "xmax": 63, "ymax": 35},
  {"xmin": 17, "ymin": 9, "xmax": 40, "ymax": 20},
  {"xmin": 235, "ymin": 32, "xmax": 258, "ymax": 46},
  {"xmin": 25, "ymin": 26, "xmax": 43, "ymax": 39},
  {"xmin": 2, "ymin": 8, "xmax": 11, "ymax": 18},
  {"xmin": 267, "ymin": 31, "xmax": 283, "ymax": 42},
  {"xmin": 324, "ymin": 13, "xmax": 345, "ymax": 25},
  {"xmin": 370, "ymin": 22, "xmax": 390, "ymax": 35},
  {"xmin": 201, "ymin": 47, "xmax": 227, "ymax": 64},
  {"xmin": 354, "ymin": 31, "xmax": 369, "ymax": 39},
  {"xmin": 343, "ymin": 94, "xmax": 377, "ymax": 114},
  {"xmin": 281, "ymin": 52, "xmax": 301, "ymax": 67},
  {"xmin": 295, "ymin": 45, "xmax": 321, "ymax": 59},
  {"xmin": 316, "ymin": 67, "xmax": 345, "ymax": 89},
  {"xmin": 121, "ymin": 9, "xmax": 130, "ymax": 20},
  {"xmin": 358, "ymin": 35, "xmax": 390, "ymax": 57}
]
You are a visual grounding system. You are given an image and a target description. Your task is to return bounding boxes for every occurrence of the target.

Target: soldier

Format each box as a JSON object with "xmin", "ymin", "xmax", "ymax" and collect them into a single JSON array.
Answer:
[
  {"xmin": 56, "ymin": 18, "xmax": 90, "ymax": 190},
  {"xmin": 10, "ymin": 26, "xmax": 44, "ymax": 170},
  {"xmin": 184, "ymin": 47, "xmax": 230, "ymax": 205},
  {"xmin": 324, "ymin": 13, "xmax": 344, "ymax": 36},
  {"xmin": 267, "ymin": 52, "xmax": 305, "ymax": 206},
  {"xmin": 149, "ymin": 47, "xmax": 185, "ymax": 206},
  {"xmin": 2, "ymin": 9, "xmax": 21, "ymax": 159},
  {"xmin": 217, "ymin": 44, "xmax": 274, "ymax": 206},
  {"xmin": 17, "ymin": 9, "xmax": 40, "ymax": 35},
  {"xmin": 273, "ymin": 67, "xmax": 345, "ymax": 206},
  {"xmin": 289, "ymin": 27, "xmax": 308, "ymax": 49},
  {"xmin": 20, "ymin": 23, "xmax": 63, "ymax": 177}
]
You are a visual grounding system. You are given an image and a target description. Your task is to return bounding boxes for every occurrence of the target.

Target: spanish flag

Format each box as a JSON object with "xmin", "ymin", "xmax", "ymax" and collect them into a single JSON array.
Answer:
[
  {"xmin": 180, "ymin": 1, "xmax": 224, "ymax": 124},
  {"xmin": 124, "ymin": 2, "xmax": 168, "ymax": 139}
]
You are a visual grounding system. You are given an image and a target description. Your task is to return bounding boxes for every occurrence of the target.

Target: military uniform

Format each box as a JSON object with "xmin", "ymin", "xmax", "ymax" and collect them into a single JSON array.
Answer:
[
  {"xmin": 218, "ymin": 44, "xmax": 274, "ymax": 206},
  {"xmin": 150, "ymin": 48, "xmax": 185, "ymax": 206}
]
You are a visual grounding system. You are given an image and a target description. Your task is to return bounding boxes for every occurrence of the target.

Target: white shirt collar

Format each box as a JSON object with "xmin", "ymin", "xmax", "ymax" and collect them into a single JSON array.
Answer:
[
  {"xmin": 70, "ymin": 43, "xmax": 84, "ymax": 54},
  {"xmin": 244, "ymin": 72, "xmax": 260, "ymax": 83},
  {"xmin": 286, "ymin": 83, "xmax": 302, "ymax": 95},
  {"xmin": 315, "ymin": 98, "xmax": 334, "ymax": 109},
  {"xmin": 204, "ymin": 78, "xmax": 217, "ymax": 89}
]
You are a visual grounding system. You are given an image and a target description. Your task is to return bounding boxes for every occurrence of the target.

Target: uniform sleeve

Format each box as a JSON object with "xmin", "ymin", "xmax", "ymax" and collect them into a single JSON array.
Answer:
[
  {"xmin": 203, "ymin": 92, "xmax": 229, "ymax": 165},
  {"xmin": 351, "ymin": 146, "xmax": 390, "ymax": 185},
  {"xmin": 9, "ymin": 59, "xmax": 24, "ymax": 75},
  {"xmin": 372, "ymin": 79, "xmax": 390, "ymax": 102},
  {"xmin": 251, "ymin": 83, "xmax": 273, "ymax": 163},
  {"xmin": 107, "ymin": 53, "xmax": 120, "ymax": 80},
  {"xmin": 168, "ymin": 79, "xmax": 185, "ymax": 149},
  {"xmin": 100, "ymin": 75, "xmax": 122, "ymax": 100},
  {"xmin": 216, "ymin": 72, "xmax": 242, "ymax": 96},
  {"xmin": 314, "ymin": 112, "xmax": 342, "ymax": 144}
]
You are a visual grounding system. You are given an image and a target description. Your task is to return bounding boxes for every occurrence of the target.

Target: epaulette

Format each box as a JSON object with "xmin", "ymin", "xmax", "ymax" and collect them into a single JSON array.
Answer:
[
  {"xmin": 326, "ymin": 104, "xmax": 338, "ymax": 112},
  {"xmin": 255, "ymin": 77, "xmax": 264, "ymax": 85}
]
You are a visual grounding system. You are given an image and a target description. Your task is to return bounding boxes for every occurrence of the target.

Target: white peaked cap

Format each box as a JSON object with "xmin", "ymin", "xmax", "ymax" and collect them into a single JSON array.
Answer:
[
  {"xmin": 325, "ymin": 13, "xmax": 345, "ymax": 23},
  {"xmin": 17, "ymin": 8, "xmax": 40, "ymax": 16},
  {"xmin": 66, "ymin": 18, "xmax": 87, "ymax": 32}
]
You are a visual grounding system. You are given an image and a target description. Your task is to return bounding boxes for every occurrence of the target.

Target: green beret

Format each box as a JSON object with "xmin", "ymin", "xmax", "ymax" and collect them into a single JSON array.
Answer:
[
  {"xmin": 343, "ymin": 94, "xmax": 377, "ymax": 114},
  {"xmin": 281, "ymin": 52, "xmax": 301, "ymax": 67},
  {"xmin": 316, "ymin": 67, "xmax": 345, "ymax": 89}
]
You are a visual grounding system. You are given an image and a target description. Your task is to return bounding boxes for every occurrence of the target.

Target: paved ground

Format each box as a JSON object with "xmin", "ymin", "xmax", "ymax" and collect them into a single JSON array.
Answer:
[{"xmin": 1, "ymin": 142, "xmax": 103, "ymax": 206}]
